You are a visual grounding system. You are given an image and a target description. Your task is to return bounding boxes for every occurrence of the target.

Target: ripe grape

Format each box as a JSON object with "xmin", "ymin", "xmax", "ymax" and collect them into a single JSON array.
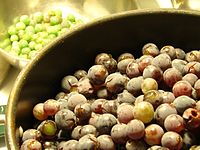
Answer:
[
  {"xmin": 117, "ymin": 103, "xmax": 134, "ymax": 124},
  {"xmin": 97, "ymin": 135, "xmax": 115, "ymax": 150},
  {"xmin": 33, "ymin": 103, "xmax": 48, "ymax": 121},
  {"xmin": 143, "ymin": 65, "xmax": 163, "ymax": 82},
  {"xmin": 160, "ymin": 45, "xmax": 176, "ymax": 59},
  {"xmin": 163, "ymin": 68, "xmax": 182, "ymax": 87},
  {"xmin": 172, "ymin": 80, "xmax": 192, "ymax": 97},
  {"xmin": 111, "ymin": 123, "xmax": 128, "ymax": 144},
  {"xmin": 141, "ymin": 78, "xmax": 158, "ymax": 94},
  {"xmin": 142, "ymin": 43, "xmax": 159, "ymax": 57},
  {"xmin": 126, "ymin": 60, "xmax": 141, "ymax": 78}
]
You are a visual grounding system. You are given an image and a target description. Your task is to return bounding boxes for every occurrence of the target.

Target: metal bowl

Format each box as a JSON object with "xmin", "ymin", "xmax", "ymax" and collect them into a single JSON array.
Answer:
[{"xmin": 5, "ymin": 9, "xmax": 200, "ymax": 149}]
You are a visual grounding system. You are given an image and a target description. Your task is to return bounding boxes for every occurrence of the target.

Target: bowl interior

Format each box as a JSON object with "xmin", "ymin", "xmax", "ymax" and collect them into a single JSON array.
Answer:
[{"xmin": 6, "ymin": 9, "xmax": 200, "ymax": 149}]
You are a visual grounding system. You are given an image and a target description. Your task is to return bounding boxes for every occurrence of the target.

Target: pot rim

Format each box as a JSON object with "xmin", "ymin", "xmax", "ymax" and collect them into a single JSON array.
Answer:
[{"xmin": 5, "ymin": 8, "xmax": 200, "ymax": 149}]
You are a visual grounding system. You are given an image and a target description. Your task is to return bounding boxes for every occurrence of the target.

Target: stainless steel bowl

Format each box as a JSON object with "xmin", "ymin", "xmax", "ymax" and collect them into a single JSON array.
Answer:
[{"xmin": 5, "ymin": 9, "xmax": 200, "ymax": 149}]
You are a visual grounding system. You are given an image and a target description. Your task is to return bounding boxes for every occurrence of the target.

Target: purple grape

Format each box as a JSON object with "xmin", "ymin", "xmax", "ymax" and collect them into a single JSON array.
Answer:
[
  {"xmin": 77, "ymin": 134, "xmax": 99, "ymax": 150},
  {"xmin": 101, "ymin": 100, "xmax": 119, "ymax": 115},
  {"xmin": 151, "ymin": 53, "xmax": 171, "ymax": 71},
  {"xmin": 160, "ymin": 45, "xmax": 176, "ymax": 59},
  {"xmin": 126, "ymin": 76, "xmax": 143, "ymax": 96},
  {"xmin": 142, "ymin": 43, "xmax": 159, "ymax": 57},
  {"xmin": 126, "ymin": 140, "xmax": 147, "ymax": 150},
  {"xmin": 74, "ymin": 102, "xmax": 92, "ymax": 121},
  {"xmin": 117, "ymin": 58, "xmax": 135, "ymax": 74},
  {"xmin": 67, "ymin": 93, "xmax": 87, "ymax": 110},
  {"xmin": 117, "ymin": 90, "xmax": 136, "ymax": 104},
  {"xmin": 172, "ymin": 80, "xmax": 192, "ymax": 97},
  {"xmin": 143, "ymin": 65, "xmax": 163, "ymax": 82},
  {"xmin": 43, "ymin": 99, "xmax": 60, "ymax": 116},
  {"xmin": 194, "ymin": 79, "xmax": 200, "ymax": 99},
  {"xmin": 163, "ymin": 68, "xmax": 182, "ymax": 87},
  {"xmin": 33, "ymin": 103, "xmax": 48, "ymax": 121},
  {"xmin": 22, "ymin": 129, "xmax": 41, "ymax": 142},
  {"xmin": 126, "ymin": 60, "xmax": 141, "ymax": 78},
  {"xmin": 117, "ymin": 103, "xmax": 134, "ymax": 124},
  {"xmin": 138, "ymin": 55, "xmax": 153, "ymax": 72},
  {"xmin": 20, "ymin": 139, "xmax": 42, "ymax": 150},
  {"xmin": 172, "ymin": 59, "xmax": 187, "ymax": 75}
]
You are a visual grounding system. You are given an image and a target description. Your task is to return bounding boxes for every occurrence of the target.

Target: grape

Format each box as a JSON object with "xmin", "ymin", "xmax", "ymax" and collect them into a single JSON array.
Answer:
[
  {"xmin": 117, "ymin": 58, "xmax": 135, "ymax": 74},
  {"xmin": 138, "ymin": 55, "xmax": 153, "ymax": 72},
  {"xmin": 143, "ymin": 90, "xmax": 163, "ymax": 108},
  {"xmin": 74, "ymin": 102, "xmax": 92, "ymax": 121},
  {"xmin": 110, "ymin": 123, "xmax": 128, "ymax": 144},
  {"xmin": 67, "ymin": 93, "xmax": 87, "ymax": 110},
  {"xmin": 126, "ymin": 61, "xmax": 141, "ymax": 78},
  {"xmin": 105, "ymin": 72, "xmax": 129, "ymax": 94},
  {"xmin": 77, "ymin": 134, "xmax": 99, "ymax": 150},
  {"xmin": 133, "ymin": 101, "xmax": 154, "ymax": 123},
  {"xmin": 196, "ymin": 100, "xmax": 200, "ymax": 111},
  {"xmin": 163, "ymin": 68, "xmax": 182, "ymax": 87},
  {"xmin": 55, "ymin": 109, "xmax": 76, "ymax": 130},
  {"xmin": 160, "ymin": 45, "xmax": 176, "ymax": 59},
  {"xmin": 118, "ymin": 53, "xmax": 135, "ymax": 62},
  {"xmin": 44, "ymin": 141, "xmax": 58, "ymax": 150},
  {"xmin": 143, "ymin": 65, "xmax": 163, "ymax": 82},
  {"xmin": 172, "ymin": 96, "xmax": 196, "ymax": 114},
  {"xmin": 142, "ymin": 43, "xmax": 159, "ymax": 57},
  {"xmin": 182, "ymin": 131, "xmax": 197, "ymax": 149},
  {"xmin": 117, "ymin": 90, "xmax": 136, "ymax": 104},
  {"xmin": 194, "ymin": 79, "xmax": 200, "ymax": 99},
  {"xmin": 97, "ymin": 135, "xmax": 115, "ymax": 150},
  {"xmin": 37, "ymin": 120, "xmax": 57, "ymax": 139},
  {"xmin": 117, "ymin": 103, "xmax": 134, "ymax": 124},
  {"xmin": 126, "ymin": 76, "xmax": 143, "ymax": 96},
  {"xmin": 135, "ymin": 95, "xmax": 144, "ymax": 104},
  {"xmin": 88, "ymin": 113, "xmax": 100, "ymax": 126},
  {"xmin": 172, "ymin": 59, "xmax": 187, "ymax": 75},
  {"xmin": 185, "ymin": 61, "xmax": 200, "ymax": 78},
  {"xmin": 164, "ymin": 114, "xmax": 185, "ymax": 133},
  {"xmin": 43, "ymin": 99, "xmax": 60, "ymax": 116},
  {"xmin": 182, "ymin": 73, "xmax": 198, "ymax": 86},
  {"xmin": 88, "ymin": 65, "xmax": 108, "ymax": 85},
  {"xmin": 147, "ymin": 145, "xmax": 170, "ymax": 150},
  {"xmin": 58, "ymin": 140, "xmax": 78, "ymax": 150},
  {"xmin": 161, "ymin": 131, "xmax": 183, "ymax": 150},
  {"xmin": 57, "ymin": 98, "xmax": 68, "ymax": 110},
  {"xmin": 33, "ymin": 12, "xmax": 44, "ymax": 23},
  {"xmin": 74, "ymin": 70, "xmax": 87, "ymax": 80},
  {"xmin": 126, "ymin": 119, "xmax": 145, "ymax": 140},
  {"xmin": 185, "ymin": 50, "xmax": 200, "ymax": 62},
  {"xmin": 61, "ymin": 75, "xmax": 78, "ymax": 92},
  {"xmin": 172, "ymin": 80, "xmax": 192, "ymax": 97},
  {"xmin": 141, "ymin": 78, "xmax": 158, "ymax": 94},
  {"xmin": 22, "ymin": 129, "xmax": 41, "ymax": 142},
  {"xmin": 175, "ymin": 48, "xmax": 185, "ymax": 59},
  {"xmin": 101, "ymin": 100, "xmax": 119, "ymax": 115},
  {"xmin": 91, "ymin": 99, "xmax": 106, "ymax": 114},
  {"xmin": 154, "ymin": 103, "xmax": 177, "ymax": 126},
  {"xmin": 33, "ymin": 103, "xmax": 48, "ymax": 121},
  {"xmin": 97, "ymin": 87, "xmax": 111, "ymax": 99},
  {"xmin": 151, "ymin": 53, "xmax": 171, "ymax": 70},
  {"xmin": 160, "ymin": 91, "xmax": 175, "ymax": 103},
  {"xmin": 126, "ymin": 140, "xmax": 147, "ymax": 150},
  {"xmin": 190, "ymin": 145, "xmax": 200, "ymax": 150},
  {"xmin": 20, "ymin": 139, "xmax": 42, "ymax": 150},
  {"xmin": 144, "ymin": 124, "xmax": 164, "ymax": 145}
]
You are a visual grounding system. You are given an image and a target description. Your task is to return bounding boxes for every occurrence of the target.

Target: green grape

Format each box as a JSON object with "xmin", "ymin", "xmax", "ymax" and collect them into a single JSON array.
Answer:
[
  {"xmin": 48, "ymin": 10, "xmax": 56, "ymax": 16},
  {"xmin": 28, "ymin": 50, "xmax": 38, "ymax": 59},
  {"xmin": 67, "ymin": 14, "xmax": 76, "ymax": 22},
  {"xmin": 31, "ymin": 34, "xmax": 39, "ymax": 41},
  {"xmin": 18, "ymin": 30, "xmax": 25, "ymax": 39},
  {"xmin": 0, "ymin": 38, "xmax": 11, "ymax": 49},
  {"xmin": 50, "ymin": 16, "xmax": 62, "ymax": 25},
  {"xmin": 21, "ymin": 47, "xmax": 31, "ymax": 55},
  {"xmin": 12, "ymin": 16, "xmax": 20, "ymax": 24},
  {"xmin": 16, "ymin": 22, "xmax": 26, "ymax": 30},
  {"xmin": 12, "ymin": 41, "xmax": 19, "ymax": 47},
  {"xmin": 18, "ymin": 54, "xmax": 28, "ymax": 59},
  {"xmin": 35, "ymin": 24, "xmax": 44, "ymax": 33},
  {"xmin": 29, "ymin": 20, "xmax": 37, "ymax": 26},
  {"xmin": 20, "ymin": 15, "xmax": 30, "ymax": 26},
  {"xmin": 33, "ymin": 12, "xmax": 43, "ymax": 23},
  {"xmin": 10, "ymin": 35, "xmax": 19, "ymax": 42},
  {"xmin": 134, "ymin": 101, "xmax": 154, "ymax": 123},
  {"xmin": 48, "ymin": 34, "xmax": 57, "ymax": 40},
  {"xmin": 61, "ymin": 19, "xmax": 71, "ymax": 28},
  {"xmin": 22, "ymin": 33, "xmax": 32, "ymax": 42},
  {"xmin": 19, "ymin": 39, "xmax": 28, "ymax": 49},
  {"xmin": 29, "ymin": 41, "xmax": 36, "ymax": 49},
  {"xmin": 55, "ymin": 9, "xmax": 62, "ymax": 17},
  {"xmin": 37, "ymin": 32, "xmax": 48, "ymax": 38},
  {"xmin": 58, "ymin": 28, "xmax": 68, "ymax": 36},
  {"xmin": 11, "ymin": 45, "xmax": 21, "ymax": 54},
  {"xmin": 25, "ymin": 26, "xmax": 35, "ymax": 34},
  {"xmin": 34, "ymin": 44, "xmax": 43, "ymax": 50},
  {"xmin": 7, "ymin": 26, "xmax": 17, "ymax": 35},
  {"xmin": 5, "ymin": 45, "xmax": 11, "ymax": 51}
]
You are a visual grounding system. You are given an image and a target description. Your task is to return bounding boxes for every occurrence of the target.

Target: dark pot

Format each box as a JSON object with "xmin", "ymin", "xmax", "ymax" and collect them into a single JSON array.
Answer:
[{"xmin": 5, "ymin": 9, "xmax": 200, "ymax": 149}]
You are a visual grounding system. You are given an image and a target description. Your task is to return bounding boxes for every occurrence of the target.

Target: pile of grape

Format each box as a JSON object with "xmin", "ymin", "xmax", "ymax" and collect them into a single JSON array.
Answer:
[
  {"xmin": 20, "ymin": 43, "xmax": 200, "ymax": 150},
  {"xmin": 0, "ymin": 10, "xmax": 83, "ymax": 59}
]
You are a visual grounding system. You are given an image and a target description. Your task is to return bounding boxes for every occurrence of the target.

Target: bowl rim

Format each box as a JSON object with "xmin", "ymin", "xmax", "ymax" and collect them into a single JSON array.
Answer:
[{"xmin": 5, "ymin": 8, "xmax": 200, "ymax": 149}]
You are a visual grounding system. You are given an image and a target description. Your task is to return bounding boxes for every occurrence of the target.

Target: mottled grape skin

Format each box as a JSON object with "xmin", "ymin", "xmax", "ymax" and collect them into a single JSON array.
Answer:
[
  {"xmin": 126, "ymin": 61, "xmax": 141, "ymax": 78},
  {"xmin": 55, "ymin": 109, "xmax": 76, "ymax": 130},
  {"xmin": 133, "ymin": 101, "xmax": 154, "ymax": 123},
  {"xmin": 126, "ymin": 119, "xmax": 145, "ymax": 140},
  {"xmin": 144, "ymin": 90, "xmax": 163, "ymax": 109},
  {"xmin": 175, "ymin": 48, "xmax": 185, "ymax": 59},
  {"xmin": 117, "ymin": 103, "xmax": 134, "ymax": 124},
  {"xmin": 160, "ymin": 45, "xmax": 176, "ymax": 59},
  {"xmin": 117, "ymin": 90, "xmax": 136, "ymax": 104},
  {"xmin": 135, "ymin": 95, "xmax": 144, "ymax": 104},
  {"xmin": 138, "ymin": 55, "xmax": 154, "ymax": 72},
  {"xmin": 43, "ymin": 99, "xmax": 60, "ymax": 116},
  {"xmin": 97, "ymin": 135, "xmax": 115, "ymax": 150},
  {"xmin": 182, "ymin": 131, "xmax": 197, "ymax": 149},
  {"xmin": 71, "ymin": 126, "xmax": 82, "ymax": 140},
  {"xmin": 185, "ymin": 50, "xmax": 200, "ymax": 62},
  {"xmin": 160, "ymin": 91, "xmax": 175, "ymax": 103},
  {"xmin": 61, "ymin": 75, "xmax": 78, "ymax": 92},
  {"xmin": 117, "ymin": 58, "xmax": 135, "ymax": 74},
  {"xmin": 172, "ymin": 59, "xmax": 187, "ymax": 75},
  {"xmin": 91, "ymin": 99, "xmax": 106, "ymax": 114},
  {"xmin": 184, "ymin": 61, "xmax": 200, "ymax": 78},
  {"xmin": 141, "ymin": 78, "xmax": 158, "ymax": 94},
  {"xmin": 58, "ymin": 140, "xmax": 78, "ymax": 150},
  {"xmin": 144, "ymin": 124, "xmax": 164, "ymax": 145},
  {"xmin": 182, "ymin": 73, "xmax": 198, "ymax": 86},
  {"xmin": 74, "ymin": 102, "xmax": 92, "ymax": 121},
  {"xmin": 142, "ymin": 43, "xmax": 159, "ymax": 57},
  {"xmin": 147, "ymin": 145, "xmax": 170, "ymax": 150},
  {"xmin": 161, "ymin": 131, "xmax": 183, "ymax": 150},
  {"xmin": 22, "ymin": 129, "xmax": 42, "ymax": 142},
  {"xmin": 110, "ymin": 123, "xmax": 128, "ymax": 144},
  {"xmin": 105, "ymin": 72, "xmax": 129, "ymax": 94},
  {"xmin": 143, "ymin": 65, "xmax": 163, "ymax": 82},
  {"xmin": 77, "ymin": 134, "xmax": 99, "ymax": 150},
  {"xmin": 172, "ymin": 80, "xmax": 192, "ymax": 97},
  {"xmin": 75, "ymin": 77, "xmax": 94, "ymax": 96},
  {"xmin": 57, "ymin": 98, "xmax": 68, "ymax": 110},
  {"xmin": 44, "ymin": 141, "xmax": 58, "ymax": 150},
  {"xmin": 97, "ymin": 87, "xmax": 111, "ymax": 99},
  {"xmin": 20, "ymin": 139, "xmax": 42, "ymax": 150},
  {"xmin": 154, "ymin": 103, "xmax": 177, "ymax": 126},
  {"xmin": 33, "ymin": 103, "xmax": 48, "ymax": 121},
  {"xmin": 74, "ymin": 69, "xmax": 87, "ymax": 80},
  {"xmin": 151, "ymin": 53, "xmax": 171, "ymax": 71},
  {"xmin": 118, "ymin": 53, "xmax": 134, "ymax": 62},
  {"xmin": 55, "ymin": 92, "xmax": 66, "ymax": 100},
  {"xmin": 126, "ymin": 140, "xmax": 147, "ymax": 150},
  {"xmin": 67, "ymin": 93, "xmax": 87, "ymax": 110},
  {"xmin": 101, "ymin": 100, "xmax": 119, "ymax": 115},
  {"xmin": 164, "ymin": 114, "xmax": 185, "ymax": 133},
  {"xmin": 126, "ymin": 76, "xmax": 143, "ymax": 96},
  {"xmin": 163, "ymin": 68, "xmax": 182, "ymax": 87},
  {"xmin": 87, "ymin": 65, "xmax": 108, "ymax": 85},
  {"xmin": 95, "ymin": 53, "xmax": 111, "ymax": 65},
  {"xmin": 172, "ymin": 96, "xmax": 196, "ymax": 114}
]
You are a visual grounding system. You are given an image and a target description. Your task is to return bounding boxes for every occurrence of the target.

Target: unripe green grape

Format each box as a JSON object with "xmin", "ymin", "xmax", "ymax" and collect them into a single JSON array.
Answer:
[
  {"xmin": 20, "ymin": 15, "xmax": 30, "ymax": 26},
  {"xmin": 16, "ymin": 22, "xmax": 26, "ymax": 30}
]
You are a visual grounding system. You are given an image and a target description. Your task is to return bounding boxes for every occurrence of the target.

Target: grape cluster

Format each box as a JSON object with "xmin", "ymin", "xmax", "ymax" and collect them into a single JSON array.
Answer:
[
  {"xmin": 0, "ymin": 10, "xmax": 83, "ymax": 60},
  {"xmin": 20, "ymin": 43, "xmax": 200, "ymax": 150}
]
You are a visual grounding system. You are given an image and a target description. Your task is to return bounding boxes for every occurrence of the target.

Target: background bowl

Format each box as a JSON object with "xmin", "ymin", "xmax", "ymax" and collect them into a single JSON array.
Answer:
[{"xmin": 5, "ymin": 9, "xmax": 200, "ymax": 149}]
